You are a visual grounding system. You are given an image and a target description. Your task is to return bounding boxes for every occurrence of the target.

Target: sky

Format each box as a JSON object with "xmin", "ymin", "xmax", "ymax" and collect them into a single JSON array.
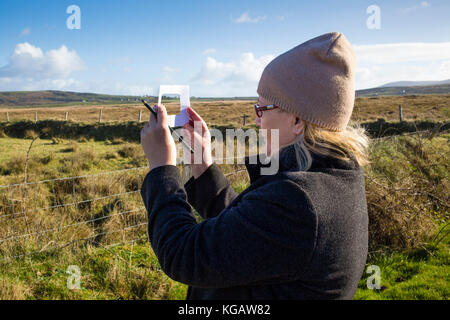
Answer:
[{"xmin": 0, "ymin": 0, "xmax": 449, "ymax": 97}]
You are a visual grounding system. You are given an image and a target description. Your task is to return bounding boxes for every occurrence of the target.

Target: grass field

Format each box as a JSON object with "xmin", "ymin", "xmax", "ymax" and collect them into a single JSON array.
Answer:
[
  {"xmin": 1, "ymin": 94, "xmax": 449, "ymax": 125},
  {"xmin": 0, "ymin": 96, "xmax": 448, "ymax": 300},
  {"xmin": 1, "ymin": 237, "xmax": 447, "ymax": 299}
]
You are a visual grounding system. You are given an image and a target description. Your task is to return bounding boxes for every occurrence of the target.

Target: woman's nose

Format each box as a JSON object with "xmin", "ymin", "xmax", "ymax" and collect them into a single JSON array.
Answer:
[{"xmin": 255, "ymin": 116, "xmax": 261, "ymax": 127}]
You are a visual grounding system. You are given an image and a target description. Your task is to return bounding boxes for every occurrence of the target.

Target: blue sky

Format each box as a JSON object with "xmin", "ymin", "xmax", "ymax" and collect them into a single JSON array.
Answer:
[{"xmin": 0, "ymin": 0, "xmax": 449, "ymax": 96}]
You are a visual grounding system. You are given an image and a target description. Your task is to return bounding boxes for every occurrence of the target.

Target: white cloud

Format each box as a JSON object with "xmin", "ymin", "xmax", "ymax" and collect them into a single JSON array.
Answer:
[
  {"xmin": 0, "ymin": 42, "xmax": 84, "ymax": 79},
  {"xmin": 354, "ymin": 41, "xmax": 450, "ymax": 89},
  {"xmin": 402, "ymin": 1, "xmax": 430, "ymax": 13},
  {"xmin": 191, "ymin": 41, "xmax": 450, "ymax": 95},
  {"xmin": 232, "ymin": 12, "xmax": 267, "ymax": 24},
  {"xmin": 0, "ymin": 44, "xmax": 152, "ymax": 96},
  {"xmin": 191, "ymin": 52, "xmax": 274, "ymax": 96},
  {"xmin": 353, "ymin": 42, "xmax": 450, "ymax": 64},
  {"xmin": 202, "ymin": 48, "xmax": 217, "ymax": 55}
]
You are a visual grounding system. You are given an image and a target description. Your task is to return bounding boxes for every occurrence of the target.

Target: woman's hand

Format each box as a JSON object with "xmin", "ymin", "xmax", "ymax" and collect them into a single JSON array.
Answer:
[
  {"xmin": 140, "ymin": 105, "xmax": 177, "ymax": 171},
  {"xmin": 181, "ymin": 107, "xmax": 213, "ymax": 179}
]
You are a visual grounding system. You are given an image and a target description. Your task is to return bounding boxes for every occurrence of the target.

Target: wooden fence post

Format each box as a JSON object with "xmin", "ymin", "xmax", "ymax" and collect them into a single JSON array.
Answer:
[
  {"xmin": 242, "ymin": 114, "xmax": 248, "ymax": 126},
  {"xmin": 65, "ymin": 112, "xmax": 68, "ymax": 121},
  {"xmin": 99, "ymin": 109, "xmax": 103, "ymax": 123},
  {"xmin": 35, "ymin": 112, "xmax": 38, "ymax": 122},
  {"xmin": 398, "ymin": 105, "xmax": 403, "ymax": 122},
  {"xmin": 182, "ymin": 163, "xmax": 192, "ymax": 184},
  {"xmin": 138, "ymin": 110, "xmax": 142, "ymax": 122},
  {"xmin": 6, "ymin": 112, "xmax": 9, "ymax": 122}
]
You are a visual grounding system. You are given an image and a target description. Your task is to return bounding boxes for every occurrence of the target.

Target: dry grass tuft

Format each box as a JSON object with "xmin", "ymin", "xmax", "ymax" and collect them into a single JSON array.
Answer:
[
  {"xmin": 364, "ymin": 133, "xmax": 449, "ymax": 251},
  {"xmin": 0, "ymin": 277, "xmax": 31, "ymax": 300}
]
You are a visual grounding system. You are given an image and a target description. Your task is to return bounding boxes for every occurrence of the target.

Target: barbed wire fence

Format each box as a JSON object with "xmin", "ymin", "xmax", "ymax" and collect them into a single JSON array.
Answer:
[
  {"xmin": 0, "ymin": 154, "xmax": 252, "ymax": 265},
  {"xmin": 0, "ymin": 127, "xmax": 449, "ymax": 265}
]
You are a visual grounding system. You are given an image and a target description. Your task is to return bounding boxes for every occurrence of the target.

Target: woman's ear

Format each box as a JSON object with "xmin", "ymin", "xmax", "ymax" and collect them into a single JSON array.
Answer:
[{"xmin": 292, "ymin": 117, "xmax": 304, "ymax": 135}]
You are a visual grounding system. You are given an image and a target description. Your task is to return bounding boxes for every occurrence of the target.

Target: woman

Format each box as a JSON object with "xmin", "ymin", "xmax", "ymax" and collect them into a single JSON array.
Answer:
[{"xmin": 140, "ymin": 32, "xmax": 370, "ymax": 299}]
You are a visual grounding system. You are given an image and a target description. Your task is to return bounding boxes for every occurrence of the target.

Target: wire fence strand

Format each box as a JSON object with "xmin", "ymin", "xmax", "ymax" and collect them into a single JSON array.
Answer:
[{"xmin": 0, "ymin": 128, "xmax": 448, "ymax": 263}]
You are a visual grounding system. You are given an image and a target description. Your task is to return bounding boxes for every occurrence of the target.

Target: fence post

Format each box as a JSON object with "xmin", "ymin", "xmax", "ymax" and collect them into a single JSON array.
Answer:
[
  {"xmin": 6, "ymin": 112, "xmax": 9, "ymax": 122},
  {"xmin": 182, "ymin": 163, "xmax": 192, "ymax": 184},
  {"xmin": 242, "ymin": 114, "xmax": 248, "ymax": 126},
  {"xmin": 398, "ymin": 105, "xmax": 403, "ymax": 122},
  {"xmin": 35, "ymin": 112, "xmax": 38, "ymax": 122},
  {"xmin": 65, "ymin": 112, "xmax": 68, "ymax": 121},
  {"xmin": 428, "ymin": 122, "xmax": 443, "ymax": 140},
  {"xmin": 99, "ymin": 109, "xmax": 103, "ymax": 123},
  {"xmin": 138, "ymin": 110, "xmax": 142, "ymax": 122}
]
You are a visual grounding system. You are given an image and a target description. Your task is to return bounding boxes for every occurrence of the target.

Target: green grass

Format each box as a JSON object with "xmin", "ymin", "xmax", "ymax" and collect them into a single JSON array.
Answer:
[
  {"xmin": 0, "ymin": 241, "xmax": 187, "ymax": 300},
  {"xmin": 0, "ymin": 136, "xmax": 148, "ymax": 185},
  {"xmin": 355, "ymin": 237, "xmax": 449, "ymax": 300},
  {"xmin": 0, "ymin": 127, "xmax": 448, "ymax": 300},
  {"xmin": 1, "ymin": 235, "xmax": 447, "ymax": 300}
]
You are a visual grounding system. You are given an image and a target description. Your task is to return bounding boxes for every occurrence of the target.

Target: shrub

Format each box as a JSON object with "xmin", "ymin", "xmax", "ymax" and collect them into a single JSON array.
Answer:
[
  {"xmin": 59, "ymin": 148, "xmax": 97, "ymax": 173},
  {"xmin": 0, "ymin": 154, "xmax": 42, "ymax": 176},
  {"xmin": 61, "ymin": 142, "xmax": 79, "ymax": 153},
  {"xmin": 39, "ymin": 154, "xmax": 53, "ymax": 165},
  {"xmin": 24, "ymin": 130, "xmax": 38, "ymax": 139},
  {"xmin": 51, "ymin": 137, "xmax": 63, "ymax": 145},
  {"xmin": 364, "ymin": 134, "xmax": 448, "ymax": 251},
  {"xmin": 111, "ymin": 138, "xmax": 124, "ymax": 145},
  {"xmin": 104, "ymin": 152, "xmax": 118, "ymax": 160},
  {"xmin": 118, "ymin": 144, "xmax": 143, "ymax": 158}
]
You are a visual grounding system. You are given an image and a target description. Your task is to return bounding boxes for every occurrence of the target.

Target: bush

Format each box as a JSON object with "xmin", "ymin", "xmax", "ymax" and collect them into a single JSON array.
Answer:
[
  {"xmin": 118, "ymin": 144, "xmax": 143, "ymax": 158},
  {"xmin": 364, "ymin": 134, "xmax": 449, "ymax": 251},
  {"xmin": 59, "ymin": 148, "xmax": 98, "ymax": 174},
  {"xmin": 0, "ymin": 154, "xmax": 42, "ymax": 176},
  {"xmin": 111, "ymin": 138, "xmax": 124, "ymax": 145},
  {"xmin": 51, "ymin": 137, "xmax": 63, "ymax": 145},
  {"xmin": 61, "ymin": 142, "xmax": 79, "ymax": 153},
  {"xmin": 104, "ymin": 152, "xmax": 118, "ymax": 160},
  {"xmin": 39, "ymin": 154, "xmax": 53, "ymax": 165},
  {"xmin": 24, "ymin": 130, "xmax": 38, "ymax": 139}
]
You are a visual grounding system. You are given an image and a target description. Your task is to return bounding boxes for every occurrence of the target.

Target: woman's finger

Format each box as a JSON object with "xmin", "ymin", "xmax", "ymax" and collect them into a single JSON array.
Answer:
[
  {"xmin": 187, "ymin": 107, "xmax": 205, "ymax": 124},
  {"xmin": 157, "ymin": 104, "xmax": 168, "ymax": 128},
  {"xmin": 187, "ymin": 107, "xmax": 208, "ymax": 131},
  {"xmin": 149, "ymin": 106, "xmax": 157, "ymax": 126}
]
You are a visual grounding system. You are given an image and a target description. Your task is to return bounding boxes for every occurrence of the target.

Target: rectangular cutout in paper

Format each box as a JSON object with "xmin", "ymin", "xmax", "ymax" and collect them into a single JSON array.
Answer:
[{"xmin": 158, "ymin": 85, "xmax": 190, "ymax": 127}]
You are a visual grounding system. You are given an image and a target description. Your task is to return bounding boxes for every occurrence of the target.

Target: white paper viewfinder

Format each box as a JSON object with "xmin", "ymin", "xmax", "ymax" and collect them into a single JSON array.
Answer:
[{"xmin": 158, "ymin": 85, "xmax": 190, "ymax": 128}]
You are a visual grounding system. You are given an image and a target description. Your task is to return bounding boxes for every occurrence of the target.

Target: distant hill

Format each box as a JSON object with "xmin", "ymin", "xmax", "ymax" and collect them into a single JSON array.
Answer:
[
  {"xmin": 0, "ymin": 90, "xmax": 151, "ymax": 108},
  {"xmin": 356, "ymin": 83, "xmax": 450, "ymax": 97},
  {"xmin": 0, "ymin": 90, "xmax": 257, "ymax": 108},
  {"xmin": 382, "ymin": 79, "xmax": 450, "ymax": 87},
  {"xmin": 1, "ymin": 83, "xmax": 450, "ymax": 108}
]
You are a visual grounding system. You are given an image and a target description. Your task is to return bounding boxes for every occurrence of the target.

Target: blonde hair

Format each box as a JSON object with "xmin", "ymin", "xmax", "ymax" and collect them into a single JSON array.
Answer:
[{"xmin": 278, "ymin": 108, "xmax": 371, "ymax": 168}]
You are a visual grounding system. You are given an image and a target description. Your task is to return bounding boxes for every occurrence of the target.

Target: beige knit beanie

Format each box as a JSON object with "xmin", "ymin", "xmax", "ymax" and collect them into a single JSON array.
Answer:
[{"xmin": 257, "ymin": 32, "xmax": 356, "ymax": 132}]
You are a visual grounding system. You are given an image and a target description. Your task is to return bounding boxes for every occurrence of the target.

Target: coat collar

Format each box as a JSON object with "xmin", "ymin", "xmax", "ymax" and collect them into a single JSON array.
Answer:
[{"xmin": 244, "ymin": 143, "xmax": 359, "ymax": 184}]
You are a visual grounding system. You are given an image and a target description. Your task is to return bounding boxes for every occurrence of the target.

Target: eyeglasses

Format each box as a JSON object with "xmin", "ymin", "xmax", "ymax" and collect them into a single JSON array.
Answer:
[{"xmin": 254, "ymin": 103, "xmax": 279, "ymax": 118}]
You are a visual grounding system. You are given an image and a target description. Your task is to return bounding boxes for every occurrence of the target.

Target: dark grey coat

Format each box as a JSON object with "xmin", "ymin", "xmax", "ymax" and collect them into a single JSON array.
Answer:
[{"xmin": 140, "ymin": 143, "xmax": 368, "ymax": 300}]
